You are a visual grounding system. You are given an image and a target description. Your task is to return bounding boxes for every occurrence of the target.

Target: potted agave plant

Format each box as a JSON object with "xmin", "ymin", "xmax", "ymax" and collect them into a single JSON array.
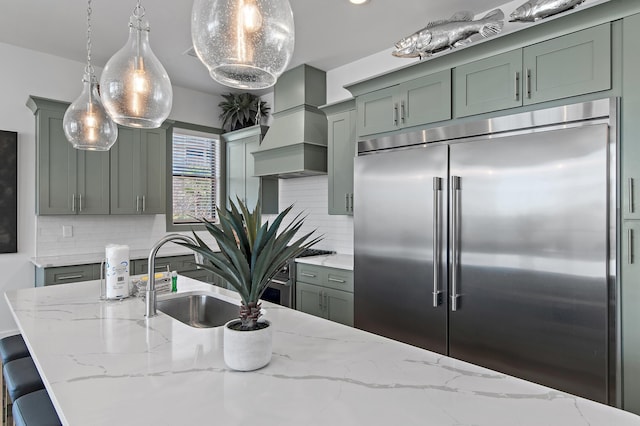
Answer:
[{"xmin": 181, "ymin": 197, "xmax": 320, "ymax": 371}]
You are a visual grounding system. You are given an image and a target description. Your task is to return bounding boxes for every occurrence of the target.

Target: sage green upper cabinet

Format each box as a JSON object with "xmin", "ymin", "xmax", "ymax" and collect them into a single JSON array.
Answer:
[
  {"xmin": 27, "ymin": 96, "xmax": 110, "ymax": 215},
  {"xmin": 357, "ymin": 70, "xmax": 451, "ymax": 138},
  {"xmin": 110, "ymin": 126, "xmax": 166, "ymax": 214},
  {"xmin": 454, "ymin": 49, "xmax": 523, "ymax": 117},
  {"xmin": 323, "ymin": 100, "xmax": 356, "ymax": 215},
  {"xmin": 622, "ymin": 13, "xmax": 640, "ymax": 220},
  {"xmin": 223, "ymin": 125, "xmax": 278, "ymax": 214},
  {"xmin": 454, "ymin": 23, "xmax": 611, "ymax": 118}
]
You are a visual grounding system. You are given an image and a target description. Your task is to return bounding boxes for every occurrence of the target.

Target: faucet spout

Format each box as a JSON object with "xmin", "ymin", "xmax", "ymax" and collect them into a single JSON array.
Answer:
[{"xmin": 145, "ymin": 234, "xmax": 198, "ymax": 318}]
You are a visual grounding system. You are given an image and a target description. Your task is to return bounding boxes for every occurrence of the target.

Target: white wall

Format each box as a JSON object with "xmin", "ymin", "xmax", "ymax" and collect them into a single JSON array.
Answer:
[{"xmin": 0, "ymin": 41, "xmax": 222, "ymax": 337}]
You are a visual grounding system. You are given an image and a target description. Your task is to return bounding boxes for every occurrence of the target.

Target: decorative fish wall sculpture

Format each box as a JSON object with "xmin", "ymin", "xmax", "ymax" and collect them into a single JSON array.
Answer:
[
  {"xmin": 509, "ymin": 0, "xmax": 587, "ymax": 22},
  {"xmin": 392, "ymin": 9, "xmax": 504, "ymax": 59}
]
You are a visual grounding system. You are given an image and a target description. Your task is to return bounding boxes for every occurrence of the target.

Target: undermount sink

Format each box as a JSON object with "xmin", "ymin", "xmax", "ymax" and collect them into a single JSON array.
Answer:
[{"xmin": 157, "ymin": 292, "xmax": 239, "ymax": 328}]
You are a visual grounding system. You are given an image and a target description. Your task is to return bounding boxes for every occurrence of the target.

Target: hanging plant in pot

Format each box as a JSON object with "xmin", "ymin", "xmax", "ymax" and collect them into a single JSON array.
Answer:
[
  {"xmin": 180, "ymin": 197, "xmax": 320, "ymax": 371},
  {"xmin": 219, "ymin": 92, "xmax": 270, "ymax": 132}
]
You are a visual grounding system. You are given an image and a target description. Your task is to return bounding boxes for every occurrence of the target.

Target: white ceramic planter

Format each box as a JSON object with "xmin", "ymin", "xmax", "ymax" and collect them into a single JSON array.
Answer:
[{"xmin": 223, "ymin": 319, "xmax": 272, "ymax": 371}]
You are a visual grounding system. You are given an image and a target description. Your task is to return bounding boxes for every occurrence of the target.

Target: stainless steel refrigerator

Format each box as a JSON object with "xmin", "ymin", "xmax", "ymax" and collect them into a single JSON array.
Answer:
[{"xmin": 354, "ymin": 99, "xmax": 617, "ymax": 404}]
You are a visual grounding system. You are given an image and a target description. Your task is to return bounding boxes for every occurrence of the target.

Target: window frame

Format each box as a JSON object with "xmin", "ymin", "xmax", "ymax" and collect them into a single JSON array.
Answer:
[{"xmin": 165, "ymin": 121, "xmax": 225, "ymax": 232}]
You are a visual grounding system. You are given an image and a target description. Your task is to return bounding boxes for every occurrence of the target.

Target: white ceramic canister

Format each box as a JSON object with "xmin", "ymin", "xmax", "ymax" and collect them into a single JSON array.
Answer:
[{"xmin": 223, "ymin": 320, "xmax": 272, "ymax": 371}]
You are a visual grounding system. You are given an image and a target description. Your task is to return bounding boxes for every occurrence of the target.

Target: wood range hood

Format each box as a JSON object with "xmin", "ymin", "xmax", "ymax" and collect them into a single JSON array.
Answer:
[{"xmin": 252, "ymin": 64, "xmax": 328, "ymax": 179}]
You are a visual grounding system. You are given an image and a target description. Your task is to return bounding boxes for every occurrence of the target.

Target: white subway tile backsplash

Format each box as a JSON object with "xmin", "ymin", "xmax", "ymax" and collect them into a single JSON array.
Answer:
[{"xmin": 36, "ymin": 175, "xmax": 354, "ymax": 256}]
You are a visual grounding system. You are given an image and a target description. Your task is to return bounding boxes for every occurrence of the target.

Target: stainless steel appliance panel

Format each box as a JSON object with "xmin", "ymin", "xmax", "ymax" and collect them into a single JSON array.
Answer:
[
  {"xmin": 354, "ymin": 144, "xmax": 448, "ymax": 354},
  {"xmin": 448, "ymin": 124, "xmax": 609, "ymax": 403}
]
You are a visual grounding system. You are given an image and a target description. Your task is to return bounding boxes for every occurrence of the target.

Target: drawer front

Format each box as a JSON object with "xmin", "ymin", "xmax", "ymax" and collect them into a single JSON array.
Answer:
[
  {"xmin": 296, "ymin": 263, "xmax": 354, "ymax": 292},
  {"xmin": 324, "ymin": 268, "xmax": 354, "ymax": 293},
  {"xmin": 296, "ymin": 264, "xmax": 324, "ymax": 286},
  {"xmin": 134, "ymin": 258, "xmax": 173, "ymax": 275},
  {"xmin": 169, "ymin": 255, "xmax": 200, "ymax": 272},
  {"xmin": 45, "ymin": 264, "xmax": 98, "ymax": 285},
  {"xmin": 180, "ymin": 269, "xmax": 212, "ymax": 283}
]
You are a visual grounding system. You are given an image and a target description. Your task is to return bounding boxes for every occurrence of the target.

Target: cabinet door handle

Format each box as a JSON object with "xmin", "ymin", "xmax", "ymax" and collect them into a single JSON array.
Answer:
[
  {"xmin": 629, "ymin": 229, "xmax": 634, "ymax": 265},
  {"xmin": 393, "ymin": 103, "xmax": 399, "ymax": 126},
  {"xmin": 514, "ymin": 72, "xmax": 520, "ymax": 101},
  {"xmin": 345, "ymin": 193, "xmax": 349, "ymax": 211},
  {"xmin": 58, "ymin": 274, "xmax": 84, "ymax": 281},
  {"xmin": 318, "ymin": 291, "xmax": 323, "ymax": 310},
  {"xmin": 301, "ymin": 272, "xmax": 316, "ymax": 278},
  {"xmin": 451, "ymin": 176, "xmax": 461, "ymax": 311},
  {"xmin": 136, "ymin": 196, "xmax": 140, "ymax": 212},
  {"xmin": 350, "ymin": 193, "xmax": 354, "ymax": 212},
  {"xmin": 324, "ymin": 293, "xmax": 329, "ymax": 313},
  {"xmin": 526, "ymin": 69, "xmax": 532, "ymax": 99},
  {"xmin": 400, "ymin": 100, "xmax": 406, "ymax": 124},
  {"xmin": 71, "ymin": 194, "xmax": 76, "ymax": 213},
  {"xmin": 142, "ymin": 196, "xmax": 146, "ymax": 212},
  {"xmin": 433, "ymin": 177, "xmax": 443, "ymax": 308},
  {"xmin": 328, "ymin": 277, "xmax": 346, "ymax": 284},
  {"xmin": 78, "ymin": 193, "xmax": 83, "ymax": 212},
  {"xmin": 629, "ymin": 178, "xmax": 635, "ymax": 214}
]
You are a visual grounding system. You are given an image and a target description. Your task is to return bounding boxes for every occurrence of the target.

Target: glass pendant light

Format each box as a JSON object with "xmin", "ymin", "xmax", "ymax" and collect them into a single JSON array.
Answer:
[
  {"xmin": 100, "ymin": 1, "xmax": 172, "ymax": 128},
  {"xmin": 63, "ymin": 0, "xmax": 118, "ymax": 151},
  {"xmin": 191, "ymin": 0, "xmax": 295, "ymax": 90}
]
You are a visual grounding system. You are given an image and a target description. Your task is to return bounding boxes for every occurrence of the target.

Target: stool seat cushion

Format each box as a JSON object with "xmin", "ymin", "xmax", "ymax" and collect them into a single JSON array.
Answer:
[
  {"xmin": 3, "ymin": 358, "xmax": 44, "ymax": 402},
  {"xmin": 12, "ymin": 389, "xmax": 61, "ymax": 426},
  {"xmin": 0, "ymin": 335, "xmax": 29, "ymax": 364}
]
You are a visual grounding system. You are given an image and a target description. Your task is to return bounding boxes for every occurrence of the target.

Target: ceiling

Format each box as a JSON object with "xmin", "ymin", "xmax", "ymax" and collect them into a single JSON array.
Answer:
[{"xmin": 0, "ymin": 0, "xmax": 507, "ymax": 96}]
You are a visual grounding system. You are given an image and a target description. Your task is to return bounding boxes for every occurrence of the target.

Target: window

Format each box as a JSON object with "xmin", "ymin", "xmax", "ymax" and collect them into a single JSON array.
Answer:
[{"xmin": 167, "ymin": 124, "xmax": 222, "ymax": 230}]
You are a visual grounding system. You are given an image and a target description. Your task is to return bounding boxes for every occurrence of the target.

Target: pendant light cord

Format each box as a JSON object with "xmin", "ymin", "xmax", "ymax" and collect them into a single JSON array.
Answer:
[{"xmin": 85, "ymin": 0, "xmax": 94, "ymax": 80}]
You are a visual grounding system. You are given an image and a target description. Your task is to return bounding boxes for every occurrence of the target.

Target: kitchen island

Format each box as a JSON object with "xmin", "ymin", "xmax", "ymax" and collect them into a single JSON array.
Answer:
[{"xmin": 5, "ymin": 277, "xmax": 639, "ymax": 426}]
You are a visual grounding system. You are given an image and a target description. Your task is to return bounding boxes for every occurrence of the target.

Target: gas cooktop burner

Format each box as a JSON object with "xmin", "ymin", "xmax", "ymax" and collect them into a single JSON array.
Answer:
[{"xmin": 297, "ymin": 248, "xmax": 335, "ymax": 258}]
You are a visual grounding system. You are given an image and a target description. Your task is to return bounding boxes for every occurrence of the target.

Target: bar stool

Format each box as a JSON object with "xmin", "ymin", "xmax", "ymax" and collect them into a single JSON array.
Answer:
[
  {"xmin": 12, "ymin": 390, "xmax": 61, "ymax": 426},
  {"xmin": 0, "ymin": 335, "xmax": 30, "ymax": 426},
  {"xmin": 3, "ymin": 358, "xmax": 44, "ymax": 426}
]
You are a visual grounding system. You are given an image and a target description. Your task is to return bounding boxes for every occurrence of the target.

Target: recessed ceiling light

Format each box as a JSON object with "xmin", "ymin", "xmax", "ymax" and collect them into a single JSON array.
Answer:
[{"xmin": 349, "ymin": 0, "xmax": 369, "ymax": 5}]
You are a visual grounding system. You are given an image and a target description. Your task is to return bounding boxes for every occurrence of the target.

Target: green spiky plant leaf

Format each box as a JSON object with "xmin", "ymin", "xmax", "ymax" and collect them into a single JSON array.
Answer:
[
  {"xmin": 178, "ymin": 197, "xmax": 321, "ymax": 330},
  {"xmin": 218, "ymin": 93, "xmax": 270, "ymax": 132}
]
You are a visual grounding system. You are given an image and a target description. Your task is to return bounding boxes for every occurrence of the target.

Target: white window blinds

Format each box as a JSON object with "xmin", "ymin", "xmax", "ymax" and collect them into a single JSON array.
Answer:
[{"xmin": 172, "ymin": 132, "xmax": 220, "ymax": 224}]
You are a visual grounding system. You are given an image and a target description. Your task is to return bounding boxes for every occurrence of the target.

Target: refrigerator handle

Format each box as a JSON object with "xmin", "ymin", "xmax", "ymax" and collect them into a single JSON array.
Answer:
[
  {"xmin": 433, "ymin": 177, "xmax": 443, "ymax": 307},
  {"xmin": 451, "ymin": 176, "xmax": 461, "ymax": 311}
]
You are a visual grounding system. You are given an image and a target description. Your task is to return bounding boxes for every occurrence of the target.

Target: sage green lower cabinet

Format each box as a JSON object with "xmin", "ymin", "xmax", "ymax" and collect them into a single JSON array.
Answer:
[
  {"xmin": 224, "ymin": 125, "xmax": 278, "ymax": 213},
  {"xmin": 27, "ymin": 96, "xmax": 110, "ymax": 215},
  {"xmin": 35, "ymin": 263, "xmax": 101, "ymax": 287},
  {"xmin": 622, "ymin": 220, "xmax": 640, "ymax": 413},
  {"xmin": 356, "ymin": 70, "xmax": 451, "ymax": 138},
  {"xmin": 323, "ymin": 100, "xmax": 356, "ymax": 215},
  {"xmin": 454, "ymin": 23, "xmax": 611, "ymax": 118},
  {"xmin": 110, "ymin": 126, "xmax": 166, "ymax": 215},
  {"xmin": 295, "ymin": 263, "xmax": 354, "ymax": 326}
]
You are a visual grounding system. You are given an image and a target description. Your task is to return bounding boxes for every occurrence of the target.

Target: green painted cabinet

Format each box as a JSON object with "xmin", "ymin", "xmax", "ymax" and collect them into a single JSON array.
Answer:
[
  {"xmin": 110, "ymin": 126, "xmax": 166, "ymax": 214},
  {"xmin": 621, "ymin": 12, "xmax": 640, "ymax": 414},
  {"xmin": 27, "ymin": 97, "xmax": 110, "ymax": 215},
  {"xmin": 295, "ymin": 263, "xmax": 354, "ymax": 326},
  {"xmin": 35, "ymin": 263, "xmax": 101, "ymax": 287},
  {"xmin": 223, "ymin": 125, "xmax": 278, "ymax": 213},
  {"xmin": 357, "ymin": 70, "xmax": 451, "ymax": 138},
  {"xmin": 324, "ymin": 100, "xmax": 356, "ymax": 215},
  {"xmin": 455, "ymin": 23, "xmax": 611, "ymax": 117}
]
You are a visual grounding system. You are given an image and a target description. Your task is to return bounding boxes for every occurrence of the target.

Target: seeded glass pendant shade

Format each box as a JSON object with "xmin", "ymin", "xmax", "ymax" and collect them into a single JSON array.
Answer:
[
  {"xmin": 63, "ymin": 0, "xmax": 118, "ymax": 151},
  {"xmin": 191, "ymin": 0, "xmax": 295, "ymax": 89},
  {"xmin": 100, "ymin": 5, "xmax": 173, "ymax": 128},
  {"xmin": 64, "ymin": 73, "xmax": 118, "ymax": 150}
]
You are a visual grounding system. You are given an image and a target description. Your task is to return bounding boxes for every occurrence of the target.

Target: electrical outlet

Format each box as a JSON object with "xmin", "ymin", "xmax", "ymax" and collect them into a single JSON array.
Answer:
[{"xmin": 62, "ymin": 225, "xmax": 73, "ymax": 238}]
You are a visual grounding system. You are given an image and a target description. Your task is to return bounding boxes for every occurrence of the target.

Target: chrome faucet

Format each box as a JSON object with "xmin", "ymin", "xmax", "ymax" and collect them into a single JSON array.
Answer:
[{"xmin": 145, "ymin": 234, "xmax": 203, "ymax": 317}]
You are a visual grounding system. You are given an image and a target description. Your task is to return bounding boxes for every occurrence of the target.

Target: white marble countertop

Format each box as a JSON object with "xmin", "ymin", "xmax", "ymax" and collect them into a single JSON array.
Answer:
[
  {"xmin": 295, "ymin": 253, "xmax": 354, "ymax": 270},
  {"xmin": 5, "ymin": 277, "xmax": 639, "ymax": 426},
  {"xmin": 30, "ymin": 247, "xmax": 195, "ymax": 268}
]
